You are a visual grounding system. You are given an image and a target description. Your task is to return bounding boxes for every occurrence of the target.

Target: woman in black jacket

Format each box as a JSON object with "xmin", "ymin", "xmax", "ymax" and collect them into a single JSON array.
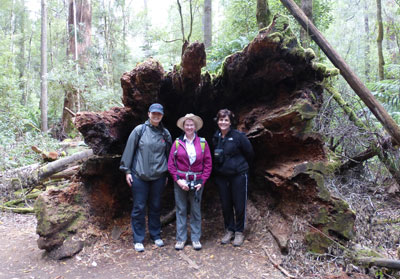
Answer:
[{"xmin": 212, "ymin": 109, "xmax": 254, "ymax": 247}]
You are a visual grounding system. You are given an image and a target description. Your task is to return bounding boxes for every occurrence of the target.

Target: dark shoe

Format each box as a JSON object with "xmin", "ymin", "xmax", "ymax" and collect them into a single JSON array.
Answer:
[
  {"xmin": 221, "ymin": 230, "xmax": 234, "ymax": 244},
  {"xmin": 233, "ymin": 232, "xmax": 244, "ymax": 247},
  {"xmin": 192, "ymin": 241, "xmax": 202, "ymax": 250}
]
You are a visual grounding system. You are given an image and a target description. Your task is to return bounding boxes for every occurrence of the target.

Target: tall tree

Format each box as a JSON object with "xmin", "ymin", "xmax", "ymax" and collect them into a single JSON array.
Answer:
[
  {"xmin": 40, "ymin": 0, "xmax": 48, "ymax": 132},
  {"xmin": 62, "ymin": 0, "xmax": 92, "ymax": 134},
  {"xmin": 376, "ymin": 0, "xmax": 384, "ymax": 80},
  {"xmin": 300, "ymin": 0, "xmax": 313, "ymax": 48},
  {"xmin": 363, "ymin": 0, "xmax": 370, "ymax": 81},
  {"xmin": 256, "ymin": 0, "xmax": 271, "ymax": 29},
  {"xmin": 203, "ymin": 0, "xmax": 212, "ymax": 48}
]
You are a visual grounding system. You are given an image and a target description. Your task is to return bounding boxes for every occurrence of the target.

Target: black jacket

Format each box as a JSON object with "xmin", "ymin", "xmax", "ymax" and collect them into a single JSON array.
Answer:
[{"xmin": 212, "ymin": 129, "xmax": 254, "ymax": 176}]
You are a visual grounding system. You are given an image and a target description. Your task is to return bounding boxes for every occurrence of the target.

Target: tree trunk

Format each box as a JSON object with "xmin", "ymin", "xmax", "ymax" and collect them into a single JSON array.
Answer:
[
  {"xmin": 256, "ymin": 0, "xmax": 272, "ymax": 29},
  {"xmin": 40, "ymin": 0, "xmax": 48, "ymax": 133},
  {"xmin": 63, "ymin": 0, "xmax": 92, "ymax": 134},
  {"xmin": 18, "ymin": 2, "xmax": 26, "ymax": 105},
  {"xmin": 300, "ymin": 0, "xmax": 313, "ymax": 48},
  {"xmin": 280, "ymin": 0, "xmax": 400, "ymax": 146},
  {"xmin": 177, "ymin": 0, "xmax": 186, "ymax": 42},
  {"xmin": 203, "ymin": 0, "xmax": 212, "ymax": 48},
  {"xmin": 363, "ymin": 0, "xmax": 370, "ymax": 81},
  {"xmin": 376, "ymin": 0, "xmax": 384, "ymax": 80}
]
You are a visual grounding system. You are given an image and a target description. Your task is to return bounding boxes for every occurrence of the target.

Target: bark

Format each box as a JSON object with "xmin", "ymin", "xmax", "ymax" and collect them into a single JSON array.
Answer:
[
  {"xmin": 63, "ymin": 0, "xmax": 92, "ymax": 134},
  {"xmin": 177, "ymin": 0, "xmax": 185, "ymax": 41},
  {"xmin": 337, "ymin": 147, "xmax": 378, "ymax": 174},
  {"xmin": 376, "ymin": 0, "xmax": 385, "ymax": 80},
  {"xmin": 355, "ymin": 257, "xmax": 400, "ymax": 270},
  {"xmin": 203, "ymin": 0, "xmax": 212, "ymax": 48},
  {"xmin": 38, "ymin": 149, "xmax": 93, "ymax": 181},
  {"xmin": 40, "ymin": 0, "xmax": 48, "ymax": 133},
  {"xmin": 363, "ymin": 0, "xmax": 370, "ymax": 81},
  {"xmin": 280, "ymin": 0, "xmax": 400, "ymax": 145},
  {"xmin": 300, "ymin": 0, "xmax": 312, "ymax": 48},
  {"xmin": 18, "ymin": 3, "xmax": 26, "ymax": 105},
  {"xmin": 67, "ymin": 0, "xmax": 92, "ymax": 63},
  {"xmin": 256, "ymin": 0, "xmax": 272, "ymax": 30}
]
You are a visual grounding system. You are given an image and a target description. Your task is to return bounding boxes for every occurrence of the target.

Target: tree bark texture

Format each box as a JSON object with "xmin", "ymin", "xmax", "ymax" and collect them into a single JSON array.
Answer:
[
  {"xmin": 40, "ymin": 0, "xmax": 48, "ymax": 132},
  {"xmin": 63, "ymin": 0, "xmax": 92, "ymax": 134},
  {"xmin": 299, "ymin": 0, "xmax": 313, "ymax": 48},
  {"xmin": 67, "ymin": 0, "xmax": 92, "ymax": 63},
  {"xmin": 203, "ymin": 0, "xmax": 212, "ymax": 48},
  {"xmin": 376, "ymin": 0, "xmax": 385, "ymax": 80},
  {"xmin": 280, "ymin": 0, "xmax": 400, "ymax": 146},
  {"xmin": 38, "ymin": 15, "xmax": 356, "ymax": 256},
  {"xmin": 256, "ymin": 0, "xmax": 272, "ymax": 30},
  {"xmin": 363, "ymin": 0, "xmax": 370, "ymax": 81}
]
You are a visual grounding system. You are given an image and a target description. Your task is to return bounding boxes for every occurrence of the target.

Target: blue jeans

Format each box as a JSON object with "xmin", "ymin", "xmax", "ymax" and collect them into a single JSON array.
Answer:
[
  {"xmin": 174, "ymin": 183, "xmax": 204, "ymax": 242},
  {"xmin": 131, "ymin": 175, "xmax": 165, "ymax": 244},
  {"xmin": 215, "ymin": 172, "xmax": 248, "ymax": 233}
]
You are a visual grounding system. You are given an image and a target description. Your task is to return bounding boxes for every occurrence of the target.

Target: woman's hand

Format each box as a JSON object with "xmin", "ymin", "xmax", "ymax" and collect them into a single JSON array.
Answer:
[
  {"xmin": 126, "ymin": 174, "xmax": 133, "ymax": 187},
  {"xmin": 177, "ymin": 179, "xmax": 189, "ymax": 191},
  {"xmin": 194, "ymin": 183, "xmax": 202, "ymax": 191}
]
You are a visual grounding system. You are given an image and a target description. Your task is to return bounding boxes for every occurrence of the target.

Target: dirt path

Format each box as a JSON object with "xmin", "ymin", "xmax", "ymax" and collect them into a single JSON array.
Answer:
[{"xmin": 0, "ymin": 212, "xmax": 286, "ymax": 279}]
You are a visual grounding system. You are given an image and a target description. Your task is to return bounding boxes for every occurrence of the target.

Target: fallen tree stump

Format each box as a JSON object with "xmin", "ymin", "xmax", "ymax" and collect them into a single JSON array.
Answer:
[{"xmin": 34, "ymin": 14, "xmax": 356, "ymax": 258}]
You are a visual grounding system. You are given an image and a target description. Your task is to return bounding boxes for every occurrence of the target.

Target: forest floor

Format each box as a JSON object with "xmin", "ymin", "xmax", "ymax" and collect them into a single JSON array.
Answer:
[
  {"xmin": 3, "ymin": 171, "xmax": 400, "ymax": 279},
  {"xmin": 0, "ymin": 210, "xmax": 289, "ymax": 279}
]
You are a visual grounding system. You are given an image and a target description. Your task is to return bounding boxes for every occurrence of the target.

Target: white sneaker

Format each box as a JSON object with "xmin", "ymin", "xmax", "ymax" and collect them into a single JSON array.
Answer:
[
  {"xmin": 192, "ymin": 241, "xmax": 202, "ymax": 250},
  {"xmin": 134, "ymin": 243, "xmax": 144, "ymax": 252},
  {"xmin": 175, "ymin": 241, "xmax": 185, "ymax": 250},
  {"xmin": 154, "ymin": 239, "xmax": 164, "ymax": 247}
]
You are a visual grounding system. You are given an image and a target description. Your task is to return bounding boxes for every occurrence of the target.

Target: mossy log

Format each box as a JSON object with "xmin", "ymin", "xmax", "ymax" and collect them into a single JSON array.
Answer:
[{"xmin": 0, "ymin": 205, "xmax": 34, "ymax": 214}]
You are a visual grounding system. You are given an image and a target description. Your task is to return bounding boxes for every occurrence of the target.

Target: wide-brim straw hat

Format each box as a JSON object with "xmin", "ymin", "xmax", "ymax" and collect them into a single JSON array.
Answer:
[{"xmin": 177, "ymin": 113, "xmax": 204, "ymax": 131}]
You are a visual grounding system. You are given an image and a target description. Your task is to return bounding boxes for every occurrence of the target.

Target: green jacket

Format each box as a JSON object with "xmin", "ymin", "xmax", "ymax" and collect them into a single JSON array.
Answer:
[{"xmin": 120, "ymin": 120, "xmax": 172, "ymax": 181}]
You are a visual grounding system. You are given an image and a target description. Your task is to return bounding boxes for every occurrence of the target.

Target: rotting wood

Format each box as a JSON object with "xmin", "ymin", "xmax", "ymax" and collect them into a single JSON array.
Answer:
[
  {"xmin": 280, "ymin": 0, "xmax": 400, "ymax": 145},
  {"xmin": 262, "ymin": 247, "xmax": 296, "ymax": 278}
]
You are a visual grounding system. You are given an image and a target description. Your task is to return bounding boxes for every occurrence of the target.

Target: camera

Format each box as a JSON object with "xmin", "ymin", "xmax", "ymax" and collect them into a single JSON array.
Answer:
[
  {"xmin": 188, "ymin": 180, "xmax": 196, "ymax": 191},
  {"xmin": 214, "ymin": 148, "xmax": 224, "ymax": 164}
]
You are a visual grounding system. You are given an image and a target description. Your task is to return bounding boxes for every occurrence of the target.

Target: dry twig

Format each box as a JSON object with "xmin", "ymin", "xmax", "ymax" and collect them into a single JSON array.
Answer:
[{"xmin": 262, "ymin": 246, "xmax": 296, "ymax": 278}]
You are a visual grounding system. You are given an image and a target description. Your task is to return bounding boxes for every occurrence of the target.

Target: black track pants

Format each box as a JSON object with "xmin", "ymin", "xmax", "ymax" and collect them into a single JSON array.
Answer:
[{"xmin": 215, "ymin": 172, "xmax": 248, "ymax": 233}]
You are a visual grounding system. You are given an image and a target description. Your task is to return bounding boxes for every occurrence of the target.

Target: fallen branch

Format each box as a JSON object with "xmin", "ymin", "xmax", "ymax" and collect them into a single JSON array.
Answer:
[
  {"xmin": 4, "ymin": 191, "xmax": 42, "ymax": 207},
  {"xmin": 161, "ymin": 207, "xmax": 176, "ymax": 226},
  {"xmin": 280, "ymin": 0, "xmax": 400, "ymax": 145},
  {"xmin": 38, "ymin": 149, "xmax": 93, "ymax": 181},
  {"xmin": 262, "ymin": 247, "xmax": 296, "ymax": 278},
  {"xmin": 0, "ymin": 204, "xmax": 34, "ymax": 214},
  {"xmin": 179, "ymin": 252, "xmax": 200, "ymax": 270},
  {"xmin": 355, "ymin": 257, "xmax": 400, "ymax": 270},
  {"xmin": 49, "ymin": 165, "xmax": 80, "ymax": 180}
]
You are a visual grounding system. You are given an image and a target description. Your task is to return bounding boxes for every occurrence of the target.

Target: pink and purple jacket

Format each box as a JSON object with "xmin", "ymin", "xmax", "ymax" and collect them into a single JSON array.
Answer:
[{"xmin": 168, "ymin": 135, "xmax": 212, "ymax": 185}]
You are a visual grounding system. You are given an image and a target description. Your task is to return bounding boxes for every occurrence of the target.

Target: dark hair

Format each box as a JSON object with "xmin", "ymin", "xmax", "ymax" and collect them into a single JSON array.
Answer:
[{"xmin": 215, "ymin": 109, "xmax": 236, "ymax": 126}]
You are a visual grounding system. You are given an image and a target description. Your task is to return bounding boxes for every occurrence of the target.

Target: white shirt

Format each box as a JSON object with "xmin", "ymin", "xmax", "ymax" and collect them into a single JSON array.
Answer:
[{"xmin": 184, "ymin": 134, "xmax": 196, "ymax": 165}]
